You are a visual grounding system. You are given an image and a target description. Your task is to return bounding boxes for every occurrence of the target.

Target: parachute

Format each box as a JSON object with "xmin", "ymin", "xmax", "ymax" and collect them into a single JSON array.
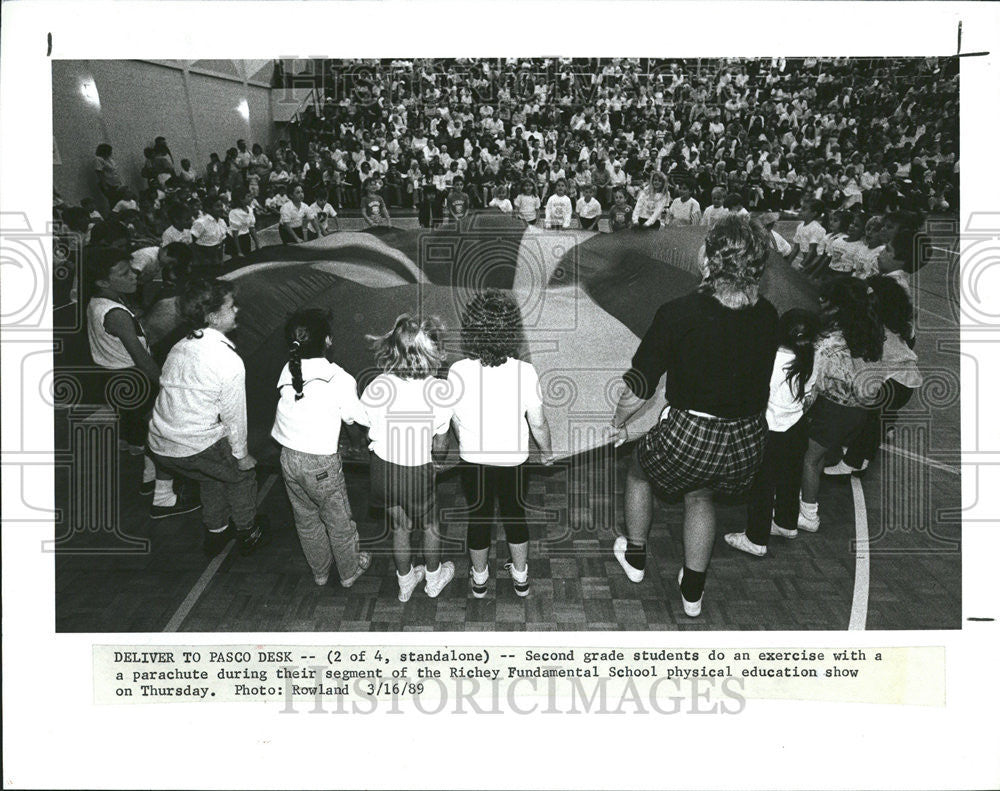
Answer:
[{"xmin": 222, "ymin": 214, "xmax": 819, "ymax": 462}]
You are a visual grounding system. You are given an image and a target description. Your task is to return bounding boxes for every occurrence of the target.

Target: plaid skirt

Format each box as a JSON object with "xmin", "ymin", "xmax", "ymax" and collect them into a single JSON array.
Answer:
[{"xmin": 636, "ymin": 408, "xmax": 768, "ymax": 499}]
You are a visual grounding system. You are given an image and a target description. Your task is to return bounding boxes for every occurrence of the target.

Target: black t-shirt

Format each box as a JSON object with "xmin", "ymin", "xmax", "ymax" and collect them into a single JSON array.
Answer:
[{"xmin": 623, "ymin": 290, "xmax": 780, "ymax": 417}]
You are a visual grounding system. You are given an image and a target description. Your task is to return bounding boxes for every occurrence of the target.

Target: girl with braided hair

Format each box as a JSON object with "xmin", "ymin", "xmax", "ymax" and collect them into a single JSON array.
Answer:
[{"xmin": 271, "ymin": 309, "xmax": 371, "ymax": 588}]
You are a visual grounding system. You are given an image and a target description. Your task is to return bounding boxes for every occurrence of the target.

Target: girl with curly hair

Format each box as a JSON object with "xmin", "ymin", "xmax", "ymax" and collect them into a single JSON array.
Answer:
[
  {"xmin": 147, "ymin": 278, "xmax": 268, "ymax": 556},
  {"xmin": 361, "ymin": 314, "xmax": 455, "ymax": 602},
  {"xmin": 447, "ymin": 290, "xmax": 553, "ymax": 599},
  {"xmin": 610, "ymin": 215, "xmax": 780, "ymax": 616}
]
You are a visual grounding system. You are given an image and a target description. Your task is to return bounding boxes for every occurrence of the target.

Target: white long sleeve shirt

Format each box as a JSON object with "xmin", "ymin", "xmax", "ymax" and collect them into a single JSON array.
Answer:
[
  {"xmin": 148, "ymin": 327, "xmax": 249, "ymax": 458},
  {"xmin": 545, "ymin": 194, "xmax": 573, "ymax": 228},
  {"xmin": 632, "ymin": 188, "xmax": 669, "ymax": 225},
  {"xmin": 271, "ymin": 359, "xmax": 368, "ymax": 455}
]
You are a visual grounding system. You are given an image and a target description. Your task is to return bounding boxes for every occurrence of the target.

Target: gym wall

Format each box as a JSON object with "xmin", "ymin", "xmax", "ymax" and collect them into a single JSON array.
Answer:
[{"xmin": 53, "ymin": 59, "xmax": 277, "ymax": 205}]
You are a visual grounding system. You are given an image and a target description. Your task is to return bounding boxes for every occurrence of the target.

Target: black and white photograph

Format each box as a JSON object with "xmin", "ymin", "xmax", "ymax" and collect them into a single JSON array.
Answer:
[
  {"xmin": 48, "ymin": 54, "xmax": 961, "ymax": 632},
  {"xmin": 2, "ymin": 2, "xmax": 998, "ymax": 790}
]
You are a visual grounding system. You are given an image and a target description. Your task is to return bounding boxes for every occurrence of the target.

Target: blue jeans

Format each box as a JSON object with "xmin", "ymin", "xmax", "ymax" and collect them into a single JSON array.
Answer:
[
  {"xmin": 280, "ymin": 448, "xmax": 362, "ymax": 582},
  {"xmin": 151, "ymin": 436, "xmax": 256, "ymax": 530}
]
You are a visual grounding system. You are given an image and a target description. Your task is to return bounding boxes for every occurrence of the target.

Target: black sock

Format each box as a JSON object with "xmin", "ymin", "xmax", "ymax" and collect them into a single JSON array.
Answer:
[
  {"xmin": 681, "ymin": 566, "xmax": 706, "ymax": 602},
  {"xmin": 625, "ymin": 540, "xmax": 646, "ymax": 570}
]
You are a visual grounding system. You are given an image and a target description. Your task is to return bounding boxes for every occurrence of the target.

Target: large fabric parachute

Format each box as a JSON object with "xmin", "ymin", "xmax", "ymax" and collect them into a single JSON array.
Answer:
[{"xmin": 222, "ymin": 214, "xmax": 819, "ymax": 463}]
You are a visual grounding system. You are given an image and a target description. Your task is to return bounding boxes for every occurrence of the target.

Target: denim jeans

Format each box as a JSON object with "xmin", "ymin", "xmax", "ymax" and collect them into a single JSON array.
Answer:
[
  {"xmin": 280, "ymin": 448, "xmax": 362, "ymax": 582},
  {"xmin": 150, "ymin": 436, "xmax": 256, "ymax": 531}
]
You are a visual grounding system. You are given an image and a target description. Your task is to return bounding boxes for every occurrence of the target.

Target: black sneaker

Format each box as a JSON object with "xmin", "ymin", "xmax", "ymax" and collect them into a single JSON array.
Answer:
[
  {"xmin": 202, "ymin": 525, "xmax": 232, "ymax": 557},
  {"xmin": 237, "ymin": 516, "xmax": 271, "ymax": 556},
  {"xmin": 150, "ymin": 499, "xmax": 202, "ymax": 520},
  {"xmin": 139, "ymin": 479, "xmax": 155, "ymax": 497}
]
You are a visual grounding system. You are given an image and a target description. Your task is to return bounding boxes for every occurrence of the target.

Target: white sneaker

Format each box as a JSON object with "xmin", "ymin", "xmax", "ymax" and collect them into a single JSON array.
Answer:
[
  {"xmin": 424, "ymin": 561, "xmax": 455, "ymax": 598},
  {"xmin": 824, "ymin": 460, "xmax": 867, "ymax": 476},
  {"xmin": 677, "ymin": 568, "xmax": 702, "ymax": 617},
  {"xmin": 797, "ymin": 510, "xmax": 820, "ymax": 533},
  {"xmin": 397, "ymin": 564, "xmax": 426, "ymax": 602},
  {"xmin": 724, "ymin": 531, "xmax": 767, "ymax": 557},
  {"xmin": 613, "ymin": 536, "xmax": 645, "ymax": 583},
  {"xmin": 770, "ymin": 521, "xmax": 798, "ymax": 540}
]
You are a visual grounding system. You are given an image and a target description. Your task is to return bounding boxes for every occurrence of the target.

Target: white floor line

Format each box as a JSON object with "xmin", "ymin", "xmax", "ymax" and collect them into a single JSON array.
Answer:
[
  {"xmin": 163, "ymin": 473, "xmax": 277, "ymax": 632},
  {"xmin": 848, "ymin": 476, "xmax": 870, "ymax": 631},
  {"xmin": 914, "ymin": 304, "xmax": 958, "ymax": 326},
  {"xmin": 928, "ymin": 245, "xmax": 960, "ymax": 256},
  {"xmin": 881, "ymin": 443, "xmax": 960, "ymax": 475}
]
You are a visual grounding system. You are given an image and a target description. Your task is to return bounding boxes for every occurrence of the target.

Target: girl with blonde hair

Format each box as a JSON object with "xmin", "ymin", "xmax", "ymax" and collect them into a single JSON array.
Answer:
[{"xmin": 361, "ymin": 314, "xmax": 456, "ymax": 602}]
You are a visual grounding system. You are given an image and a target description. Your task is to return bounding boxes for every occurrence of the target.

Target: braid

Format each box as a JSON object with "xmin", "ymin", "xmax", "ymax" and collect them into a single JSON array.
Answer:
[
  {"xmin": 289, "ymin": 339, "xmax": 305, "ymax": 401},
  {"xmin": 283, "ymin": 309, "xmax": 331, "ymax": 402}
]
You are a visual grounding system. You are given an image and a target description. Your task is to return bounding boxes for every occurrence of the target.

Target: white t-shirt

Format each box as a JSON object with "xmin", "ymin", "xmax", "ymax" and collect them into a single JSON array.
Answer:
[
  {"xmin": 271, "ymin": 359, "xmax": 368, "ymax": 455},
  {"xmin": 228, "ymin": 207, "xmax": 256, "ymax": 236},
  {"xmin": 191, "ymin": 215, "xmax": 229, "ymax": 247},
  {"xmin": 280, "ymin": 201, "xmax": 316, "ymax": 229},
  {"xmin": 817, "ymin": 231, "xmax": 845, "ymax": 257},
  {"xmin": 770, "ymin": 229, "xmax": 792, "ymax": 256},
  {"xmin": 361, "ymin": 373, "xmax": 452, "ymax": 467},
  {"xmin": 576, "ymin": 196, "xmax": 602, "ymax": 219},
  {"xmin": 828, "ymin": 237, "xmax": 863, "ymax": 273},
  {"xmin": 130, "ymin": 247, "xmax": 160, "ymax": 277},
  {"xmin": 446, "ymin": 358, "xmax": 542, "ymax": 466},
  {"xmin": 667, "ymin": 196, "xmax": 702, "ymax": 225},
  {"xmin": 309, "ymin": 201, "xmax": 338, "ymax": 233},
  {"xmin": 545, "ymin": 194, "xmax": 573, "ymax": 228},
  {"xmin": 513, "ymin": 194, "xmax": 541, "ymax": 223},
  {"xmin": 489, "ymin": 197, "xmax": 513, "ymax": 214},
  {"xmin": 700, "ymin": 204, "xmax": 728, "ymax": 229},
  {"xmin": 161, "ymin": 226, "xmax": 192, "ymax": 246},
  {"xmin": 766, "ymin": 347, "xmax": 817, "ymax": 432},
  {"xmin": 850, "ymin": 244, "xmax": 885, "ymax": 280},
  {"xmin": 791, "ymin": 219, "xmax": 826, "ymax": 268}
]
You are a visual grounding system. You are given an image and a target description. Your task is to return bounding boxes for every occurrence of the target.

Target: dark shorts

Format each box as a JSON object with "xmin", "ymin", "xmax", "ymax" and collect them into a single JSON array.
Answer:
[
  {"xmin": 369, "ymin": 454, "xmax": 434, "ymax": 518},
  {"xmin": 806, "ymin": 396, "xmax": 869, "ymax": 450},
  {"xmin": 636, "ymin": 408, "xmax": 768, "ymax": 499}
]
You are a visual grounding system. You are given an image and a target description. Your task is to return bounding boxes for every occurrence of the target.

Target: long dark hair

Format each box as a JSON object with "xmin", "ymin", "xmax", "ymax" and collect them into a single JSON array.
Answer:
[
  {"xmin": 284, "ymin": 309, "xmax": 331, "ymax": 401},
  {"xmin": 821, "ymin": 277, "xmax": 884, "ymax": 362},
  {"xmin": 867, "ymin": 275, "xmax": 914, "ymax": 342},
  {"xmin": 778, "ymin": 308, "xmax": 821, "ymax": 402}
]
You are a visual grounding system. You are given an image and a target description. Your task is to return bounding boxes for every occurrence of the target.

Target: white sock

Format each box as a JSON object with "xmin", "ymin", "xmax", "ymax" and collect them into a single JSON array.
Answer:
[
  {"xmin": 152, "ymin": 480, "xmax": 177, "ymax": 507},
  {"xmin": 425, "ymin": 564, "xmax": 441, "ymax": 579},
  {"xmin": 510, "ymin": 563, "xmax": 528, "ymax": 583},
  {"xmin": 799, "ymin": 500, "xmax": 819, "ymax": 519},
  {"xmin": 397, "ymin": 566, "xmax": 414, "ymax": 582},
  {"xmin": 142, "ymin": 456, "xmax": 156, "ymax": 483},
  {"xmin": 471, "ymin": 566, "xmax": 489, "ymax": 584}
]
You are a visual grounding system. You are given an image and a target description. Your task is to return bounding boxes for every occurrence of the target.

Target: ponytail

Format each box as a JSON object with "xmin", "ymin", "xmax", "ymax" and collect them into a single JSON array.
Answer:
[{"xmin": 283, "ymin": 309, "xmax": 332, "ymax": 401}]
